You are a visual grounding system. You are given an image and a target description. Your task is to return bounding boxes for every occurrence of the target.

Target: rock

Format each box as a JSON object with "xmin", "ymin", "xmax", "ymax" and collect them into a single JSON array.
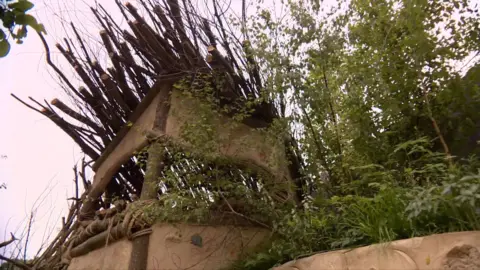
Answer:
[{"xmin": 273, "ymin": 231, "xmax": 480, "ymax": 270}]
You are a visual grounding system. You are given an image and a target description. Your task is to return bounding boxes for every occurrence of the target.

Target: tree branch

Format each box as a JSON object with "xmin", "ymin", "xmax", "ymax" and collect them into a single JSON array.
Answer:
[
  {"xmin": 0, "ymin": 233, "xmax": 17, "ymax": 248},
  {"xmin": 0, "ymin": 254, "xmax": 31, "ymax": 270}
]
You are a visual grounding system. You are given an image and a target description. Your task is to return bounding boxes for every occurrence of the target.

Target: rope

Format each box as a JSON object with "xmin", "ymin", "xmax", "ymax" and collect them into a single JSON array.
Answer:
[
  {"xmin": 105, "ymin": 217, "xmax": 115, "ymax": 247},
  {"xmin": 126, "ymin": 205, "xmax": 151, "ymax": 240},
  {"xmin": 61, "ymin": 236, "xmax": 76, "ymax": 265},
  {"xmin": 66, "ymin": 199, "xmax": 158, "ymax": 253},
  {"xmin": 130, "ymin": 228, "xmax": 153, "ymax": 240}
]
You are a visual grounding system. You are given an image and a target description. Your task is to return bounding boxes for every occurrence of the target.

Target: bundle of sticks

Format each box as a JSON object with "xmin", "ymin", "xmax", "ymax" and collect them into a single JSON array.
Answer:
[{"xmin": 12, "ymin": 0, "xmax": 277, "ymax": 201}]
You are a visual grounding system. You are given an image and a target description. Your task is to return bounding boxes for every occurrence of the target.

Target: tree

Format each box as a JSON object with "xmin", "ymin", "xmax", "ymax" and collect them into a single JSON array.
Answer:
[
  {"xmin": 0, "ymin": 0, "xmax": 45, "ymax": 57},
  {"xmin": 246, "ymin": 0, "xmax": 480, "ymax": 193}
]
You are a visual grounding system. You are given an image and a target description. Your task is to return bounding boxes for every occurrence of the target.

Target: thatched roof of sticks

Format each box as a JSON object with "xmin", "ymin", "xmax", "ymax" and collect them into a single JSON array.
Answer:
[{"xmin": 12, "ymin": 0, "xmax": 300, "ymax": 200}]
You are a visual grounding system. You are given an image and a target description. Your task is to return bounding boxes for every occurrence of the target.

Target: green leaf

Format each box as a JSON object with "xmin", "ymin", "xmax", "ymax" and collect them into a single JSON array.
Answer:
[
  {"xmin": 14, "ymin": 13, "xmax": 32, "ymax": 25},
  {"xmin": 9, "ymin": 1, "xmax": 34, "ymax": 13},
  {"xmin": 15, "ymin": 25, "xmax": 27, "ymax": 40},
  {"xmin": 14, "ymin": 14, "xmax": 45, "ymax": 33},
  {"xmin": 0, "ymin": 39, "xmax": 11, "ymax": 57},
  {"xmin": 36, "ymin": 23, "xmax": 46, "ymax": 34},
  {"xmin": 0, "ymin": 30, "xmax": 5, "ymax": 40},
  {"xmin": 2, "ymin": 11, "xmax": 15, "ymax": 29}
]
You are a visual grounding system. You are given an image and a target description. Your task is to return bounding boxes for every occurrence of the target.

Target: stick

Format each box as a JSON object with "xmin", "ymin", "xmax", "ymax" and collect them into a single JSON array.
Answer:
[
  {"xmin": 37, "ymin": 32, "xmax": 82, "ymax": 98},
  {"xmin": 0, "ymin": 233, "xmax": 17, "ymax": 248},
  {"xmin": 23, "ymin": 213, "xmax": 34, "ymax": 262},
  {"xmin": 0, "ymin": 254, "xmax": 31, "ymax": 270},
  {"xmin": 50, "ymin": 98, "xmax": 103, "ymax": 133}
]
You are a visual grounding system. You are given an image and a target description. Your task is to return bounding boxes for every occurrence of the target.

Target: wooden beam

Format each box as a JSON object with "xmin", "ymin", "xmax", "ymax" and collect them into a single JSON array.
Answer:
[{"xmin": 80, "ymin": 74, "xmax": 184, "ymax": 221}]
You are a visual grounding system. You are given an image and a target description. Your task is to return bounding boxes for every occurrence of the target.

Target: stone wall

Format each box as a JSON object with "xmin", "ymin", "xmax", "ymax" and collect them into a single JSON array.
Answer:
[
  {"xmin": 68, "ymin": 239, "xmax": 132, "ymax": 270},
  {"xmin": 88, "ymin": 83, "xmax": 292, "ymax": 207},
  {"xmin": 273, "ymin": 231, "xmax": 480, "ymax": 270},
  {"xmin": 147, "ymin": 224, "xmax": 269, "ymax": 270}
]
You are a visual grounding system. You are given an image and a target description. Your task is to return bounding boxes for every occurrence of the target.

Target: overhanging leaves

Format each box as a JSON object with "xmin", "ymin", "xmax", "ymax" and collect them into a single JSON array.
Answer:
[
  {"xmin": 0, "ymin": 39, "xmax": 11, "ymax": 57},
  {"xmin": 9, "ymin": 0, "xmax": 34, "ymax": 13},
  {"xmin": 14, "ymin": 13, "xmax": 45, "ymax": 33}
]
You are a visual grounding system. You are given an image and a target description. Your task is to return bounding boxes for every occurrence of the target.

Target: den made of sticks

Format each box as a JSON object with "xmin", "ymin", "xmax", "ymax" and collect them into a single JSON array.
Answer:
[
  {"xmin": 2, "ymin": 0, "xmax": 480, "ymax": 269},
  {"xmin": 7, "ymin": 1, "xmax": 303, "ymax": 269}
]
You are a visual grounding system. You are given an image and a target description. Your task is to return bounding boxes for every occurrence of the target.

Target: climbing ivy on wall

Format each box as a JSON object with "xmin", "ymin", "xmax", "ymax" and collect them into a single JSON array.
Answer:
[{"xmin": 128, "ymin": 70, "xmax": 294, "ymax": 229}]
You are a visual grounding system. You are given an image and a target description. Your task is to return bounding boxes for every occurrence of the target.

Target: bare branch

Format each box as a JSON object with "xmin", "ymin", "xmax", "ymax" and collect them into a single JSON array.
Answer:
[
  {"xmin": 0, "ymin": 254, "xmax": 31, "ymax": 270},
  {"xmin": 0, "ymin": 233, "xmax": 17, "ymax": 248}
]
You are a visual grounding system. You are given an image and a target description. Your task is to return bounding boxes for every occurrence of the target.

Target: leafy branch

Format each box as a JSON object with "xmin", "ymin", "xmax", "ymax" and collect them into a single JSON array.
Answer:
[{"xmin": 0, "ymin": 0, "xmax": 45, "ymax": 57}]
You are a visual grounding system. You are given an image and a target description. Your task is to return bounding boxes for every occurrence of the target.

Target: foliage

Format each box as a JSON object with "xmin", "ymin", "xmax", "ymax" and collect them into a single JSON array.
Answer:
[
  {"xmin": 132, "ymin": 135, "xmax": 284, "ymax": 227},
  {"xmin": 0, "ymin": 261, "xmax": 22, "ymax": 270},
  {"xmin": 0, "ymin": 0, "xmax": 45, "ymax": 57},
  {"xmin": 229, "ymin": 156, "xmax": 480, "ymax": 269}
]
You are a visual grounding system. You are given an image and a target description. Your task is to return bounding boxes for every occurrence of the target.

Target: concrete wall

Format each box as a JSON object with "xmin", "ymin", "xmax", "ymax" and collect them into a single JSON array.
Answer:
[
  {"xmin": 273, "ymin": 231, "xmax": 480, "ymax": 270},
  {"xmin": 68, "ymin": 239, "xmax": 132, "ymax": 270},
  {"xmin": 88, "ymin": 92, "xmax": 162, "ymax": 198},
  {"xmin": 67, "ymin": 224, "xmax": 269, "ymax": 270},
  {"xmin": 90, "ymin": 87, "xmax": 291, "ymax": 200},
  {"xmin": 166, "ymin": 89, "xmax": 290, "ymax": 181},
  {"xmin": 147, "ymin": 224, "xmax": 269, "ymax": 270}
]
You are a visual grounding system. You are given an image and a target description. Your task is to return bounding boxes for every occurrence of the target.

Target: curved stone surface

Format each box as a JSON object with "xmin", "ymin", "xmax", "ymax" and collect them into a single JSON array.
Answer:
[
  {"xmin": 273, "ymin": 231, "xmax": 480, "ymax": 270},
  {"xmin": 443, "ymin": 245, "xmax": 480, "ymax": 270}
]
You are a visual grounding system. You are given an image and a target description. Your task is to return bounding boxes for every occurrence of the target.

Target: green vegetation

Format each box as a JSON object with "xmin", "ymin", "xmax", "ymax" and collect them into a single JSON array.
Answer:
[{"xmin": 0, "ymin": 0, "xmax": 44, "ymax": 57}]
